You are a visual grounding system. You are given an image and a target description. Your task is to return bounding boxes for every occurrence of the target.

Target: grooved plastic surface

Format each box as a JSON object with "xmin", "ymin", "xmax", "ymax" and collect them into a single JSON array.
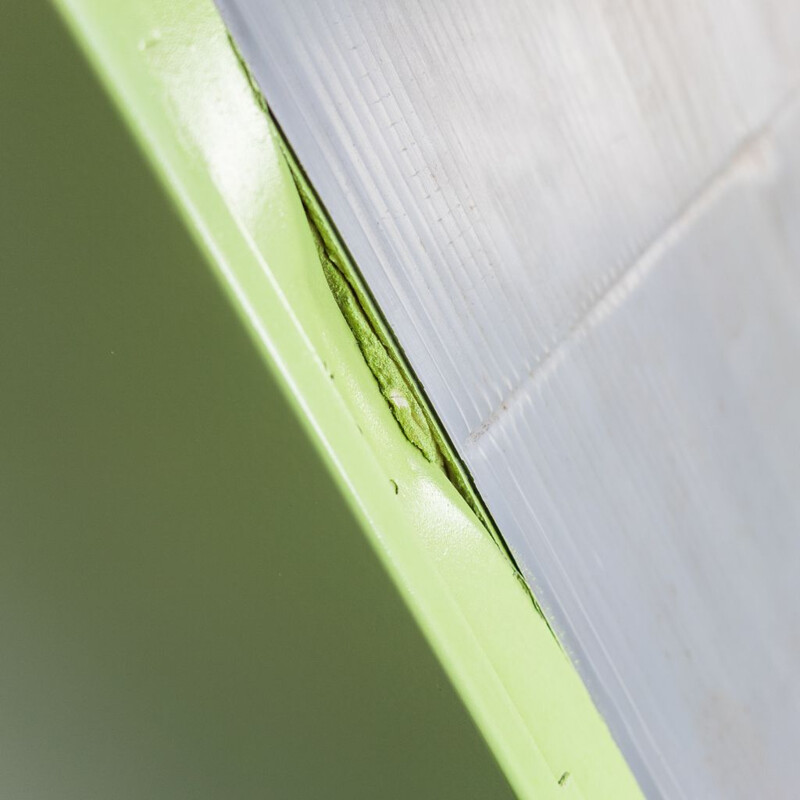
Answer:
[{"xmin": 216, "ymin": 2, "xmax": 800, "ymax": 796}]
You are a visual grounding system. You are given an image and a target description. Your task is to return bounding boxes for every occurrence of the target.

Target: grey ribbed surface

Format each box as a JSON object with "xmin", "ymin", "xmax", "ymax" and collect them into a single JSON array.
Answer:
[{"xmin": 216, "ymin": 2, "xmax": 800, "ymax": 796}]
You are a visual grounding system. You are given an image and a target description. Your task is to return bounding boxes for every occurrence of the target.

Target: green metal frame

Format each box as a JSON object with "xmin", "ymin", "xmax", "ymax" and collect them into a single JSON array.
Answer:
[{"xmin": 5, "ymin": 0, "xmax": 641, "ymax": 795}]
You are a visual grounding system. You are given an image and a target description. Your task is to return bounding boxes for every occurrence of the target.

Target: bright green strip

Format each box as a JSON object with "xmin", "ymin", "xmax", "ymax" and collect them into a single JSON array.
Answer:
[{"xmin": 51, "ymin": 1, "xmax": 642, "ymax": 797}]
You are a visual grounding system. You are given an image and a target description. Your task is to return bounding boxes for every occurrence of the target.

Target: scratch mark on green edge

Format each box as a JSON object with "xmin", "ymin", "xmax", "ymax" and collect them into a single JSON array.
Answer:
[{"xmin": 311, "ymin": 223, "xmax": 444, "ymax": 467}]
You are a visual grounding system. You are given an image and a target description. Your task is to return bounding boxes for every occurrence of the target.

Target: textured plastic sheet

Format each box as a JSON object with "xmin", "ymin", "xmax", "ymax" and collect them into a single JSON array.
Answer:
[{"xmin": 215, "ymin": 1, "xmax": 800, "ymax": 796}]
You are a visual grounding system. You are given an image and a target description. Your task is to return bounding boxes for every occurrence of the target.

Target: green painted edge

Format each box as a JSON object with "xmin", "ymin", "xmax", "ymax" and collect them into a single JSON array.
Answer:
[{"xmin": 50, "ymin": 1, "xmax": 643, "ymax": 797}]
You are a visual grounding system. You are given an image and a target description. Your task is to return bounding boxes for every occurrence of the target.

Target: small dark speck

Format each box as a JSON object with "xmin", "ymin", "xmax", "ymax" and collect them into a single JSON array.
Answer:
[
  {"xmin": 389, "ymin": 479, "xmax": 399, "ymax": 495},
  {"xmin": 137, "ymin": 28, "xmax": 162, "ymax": 51},
  {"xmin": 558, "ymin": 772, "xmax": 570, "ymax": 787}
]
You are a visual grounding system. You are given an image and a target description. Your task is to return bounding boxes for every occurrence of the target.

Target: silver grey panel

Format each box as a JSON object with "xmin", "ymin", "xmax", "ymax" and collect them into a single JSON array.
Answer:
[{"xmin": 215, "ymin": 1, "xmax": 800, "ymax": 796}]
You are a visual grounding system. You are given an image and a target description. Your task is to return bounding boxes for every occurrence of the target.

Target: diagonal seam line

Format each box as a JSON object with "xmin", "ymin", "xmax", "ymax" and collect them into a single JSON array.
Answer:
[{"xmin": 465, "ymin": 84, "xmax": 800, "ymax": 448}]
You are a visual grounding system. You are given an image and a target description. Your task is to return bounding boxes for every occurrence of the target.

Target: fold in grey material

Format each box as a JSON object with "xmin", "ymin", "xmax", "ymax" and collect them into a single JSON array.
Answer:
[{"xmin": 215, "ymin": 1, "xmax": 800, "ymax": 796}]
